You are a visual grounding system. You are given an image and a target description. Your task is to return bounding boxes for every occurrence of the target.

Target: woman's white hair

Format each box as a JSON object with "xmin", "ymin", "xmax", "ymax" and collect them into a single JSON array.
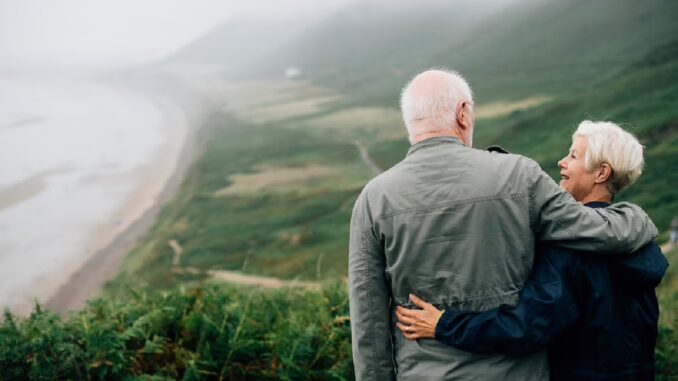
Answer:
[
  {"xmin": 400, "ymin": 69, "xmax": 474, "ymax": 139},
  {"xmin": 574, "ymin": 120, "xmax": 644, "ymax": 195}
]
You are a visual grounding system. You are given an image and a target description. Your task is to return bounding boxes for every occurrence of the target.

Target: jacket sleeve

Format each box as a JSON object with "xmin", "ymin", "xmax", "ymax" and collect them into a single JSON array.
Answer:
[
  {"xmin": 435, "ymin": 250, "xmax": 580, "ymax": 356},
  {"xmin": 525, "ymin": 158, "xmax": 657, "ymax": 253},
  {"xmin": 348, "ymin": 189, "xmax": 395, "ymax": 381}
]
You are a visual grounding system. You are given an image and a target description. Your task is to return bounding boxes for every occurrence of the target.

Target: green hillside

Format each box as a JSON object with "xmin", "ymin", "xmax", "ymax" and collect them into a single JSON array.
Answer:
[
  {"xmin": 107, "ymin": 111, "xmax": 371, "ymax": 290},
  {"xmin": 241, "ymin": 0, "xmax": 678, "ymax": 105},
  {"xmin": 443, "ymin": 0, "xmax": 678, "ymax": 101},
  {"xmin": 476, "ymin": 40, "xmax": 678, "ymax": 230}
]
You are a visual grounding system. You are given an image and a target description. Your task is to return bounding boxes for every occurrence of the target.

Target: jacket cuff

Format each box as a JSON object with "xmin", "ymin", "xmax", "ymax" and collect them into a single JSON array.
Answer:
[{"xmin": 435, "ymin": 309, "xmax": 462, "ymax": 342}]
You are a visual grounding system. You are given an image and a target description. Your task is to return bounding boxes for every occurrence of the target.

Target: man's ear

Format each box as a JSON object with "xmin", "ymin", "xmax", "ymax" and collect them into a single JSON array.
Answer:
[
  {"xmin": 456, "ymin": 102, "xmax": 470, "ymax": 130},
  {"xmin": 594, "ymin": 163, "xmax": 612, "ymax": 184}
]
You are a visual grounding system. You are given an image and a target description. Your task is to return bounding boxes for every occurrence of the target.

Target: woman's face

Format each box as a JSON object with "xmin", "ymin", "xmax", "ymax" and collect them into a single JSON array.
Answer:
[{"xmin": 558, "ymin": 136, "xmax": 598, "ymax": 202}]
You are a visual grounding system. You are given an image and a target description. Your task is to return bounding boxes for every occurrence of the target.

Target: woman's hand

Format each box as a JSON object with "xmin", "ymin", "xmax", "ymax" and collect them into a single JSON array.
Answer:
[{"xmin": 395, "ymin": 294, "xmax": 444, "ymax": 340}]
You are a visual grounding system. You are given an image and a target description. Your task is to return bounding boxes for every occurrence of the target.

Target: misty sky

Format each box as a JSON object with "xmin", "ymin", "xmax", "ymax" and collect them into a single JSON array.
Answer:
[{"xmin": 0, "ymin": 0, "xmax": 355, "ymax": 69}]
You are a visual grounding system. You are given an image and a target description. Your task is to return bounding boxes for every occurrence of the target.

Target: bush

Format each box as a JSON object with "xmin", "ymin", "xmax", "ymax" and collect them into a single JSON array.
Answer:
[
  {"xmin": 3, "ymin": 280, "xmax": 677, "ymax": 380},
  {"xmin": 0, "ymin": 284, "xmax": 352, "ymax": 381}
]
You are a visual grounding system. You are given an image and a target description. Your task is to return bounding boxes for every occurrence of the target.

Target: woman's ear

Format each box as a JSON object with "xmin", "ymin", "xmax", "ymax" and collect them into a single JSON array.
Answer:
[{"xmin": 594, "ymin": 163, "xmax": 612, "ymax": 184}]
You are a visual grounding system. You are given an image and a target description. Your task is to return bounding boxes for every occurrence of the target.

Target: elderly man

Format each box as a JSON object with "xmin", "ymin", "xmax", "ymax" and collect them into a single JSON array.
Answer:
[{"xmin": 348, "ymin": 69, "xmax": 658, "ymax": 380}]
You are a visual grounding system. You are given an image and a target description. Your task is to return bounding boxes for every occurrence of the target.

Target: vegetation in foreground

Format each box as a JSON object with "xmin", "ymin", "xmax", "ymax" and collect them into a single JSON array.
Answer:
[
  {"xmin": 0, "ymin": 284, "xmax": 352, "ymax": 380},
  {"xmin": 2, "ymin": 246, "xmax": 677, "ymax": 380}
]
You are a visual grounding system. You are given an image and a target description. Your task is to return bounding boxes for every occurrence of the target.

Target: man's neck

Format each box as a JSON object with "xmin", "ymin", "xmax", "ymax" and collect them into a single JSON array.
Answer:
[{"xmin": 412, "ymin": 131, "xmax": 465, "ymax": 145}]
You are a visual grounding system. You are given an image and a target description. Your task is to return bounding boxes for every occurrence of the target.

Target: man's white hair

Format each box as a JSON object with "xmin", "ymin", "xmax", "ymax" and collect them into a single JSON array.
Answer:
[
  {"xmin": 400, "ymin": 69, "xmax": 474, "ymax": 139},
  {"xmin": 574, "ymin": 120, "xmax": 644, "ymax": 194}
]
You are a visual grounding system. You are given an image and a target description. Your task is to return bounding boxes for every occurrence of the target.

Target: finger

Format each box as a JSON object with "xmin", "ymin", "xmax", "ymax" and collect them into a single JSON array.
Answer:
[
  {"xmin": 397, "ymin": 323, "xmax": 421, "ymax": 340},
  {"xmin": 396, "ymin": 313, "xmax": 417, "ymax": 326},
  {"xmin": 398, "ymin": 305, "xmax": 430, "ymax": 323},
  {"xmin": 396, "ymin": 322, "xmax": 410, "ymax": 333},
  {"xmin": 409, "ymin": 294, "xmax": 428, "ymax": 308},
  {"xmin": 396, "ymin": 306, "xmax": 417, "ymax": 318},
  {"xmin": 401, "ymin": 327, "xmax": 418, "ymax": 338},
  {"xmin": 409, "ymin": 294, "xmax": 436, "ymax": 312},
  {"xmin": 395, "ymin": 308, "xmax": 408, "ymax": 322}
]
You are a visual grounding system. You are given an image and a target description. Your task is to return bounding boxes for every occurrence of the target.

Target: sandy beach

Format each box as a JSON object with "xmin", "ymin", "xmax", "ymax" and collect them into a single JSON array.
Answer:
[
  {"xmin": 0, "ymin": 71, "xmax": 212, "ymax": 316},
  {"xmin": 43, "ymin": 101, "xmax": 200, "ymax": 314}
]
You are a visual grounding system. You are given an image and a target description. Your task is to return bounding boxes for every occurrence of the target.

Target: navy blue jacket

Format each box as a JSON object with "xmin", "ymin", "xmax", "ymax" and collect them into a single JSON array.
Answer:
[{"xmin": 435, "ymin": 202, "xmax": 668, "ymax": 381}]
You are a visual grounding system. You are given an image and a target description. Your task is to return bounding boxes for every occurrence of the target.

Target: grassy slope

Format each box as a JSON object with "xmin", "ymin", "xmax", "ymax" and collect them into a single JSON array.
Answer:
[
  {"xmin": 445, "ymin": 0, "xmax": 678, "ymax": 101},
  {"xmin": 108, "ymin": 110, "xmax": 375, "ymax": 291},
  {"xmin": 476, "ymin": 40, "xmax": 678, "ymax": 229},
  {"xmin": 245, "ymin": 0, "xmax": 678, "ymax": 105}
]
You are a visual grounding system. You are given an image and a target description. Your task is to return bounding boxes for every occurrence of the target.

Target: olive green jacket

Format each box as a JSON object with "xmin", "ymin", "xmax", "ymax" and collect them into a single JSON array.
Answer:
[{"xmin": 348, "ymin": 137, "xmax": 657, "ymax": 381}]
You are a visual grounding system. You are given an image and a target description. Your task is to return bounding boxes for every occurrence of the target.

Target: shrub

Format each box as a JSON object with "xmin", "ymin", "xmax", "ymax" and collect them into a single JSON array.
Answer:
[{"xmin": 0, "ymin": 284, "xmax": 352, "ymax": 381}]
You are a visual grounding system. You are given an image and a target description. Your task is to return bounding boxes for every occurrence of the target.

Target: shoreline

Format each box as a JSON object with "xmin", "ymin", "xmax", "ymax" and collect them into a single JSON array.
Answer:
[{"xmin": 44, "ymin": 98, "xmax": 205, "ymax": 315}]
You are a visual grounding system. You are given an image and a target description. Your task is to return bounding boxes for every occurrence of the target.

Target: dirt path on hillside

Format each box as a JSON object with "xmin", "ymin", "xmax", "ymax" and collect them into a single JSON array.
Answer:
[
  {"xmin": 176, "ymin": 267, "xmax": 319, "ymax": 289},
  {"xmin": 353, "ymin": 140, "xmax": 383, "ymax": 176},
  {"xmin": 203, "ymin": 241, "xmax": 675, "ymax": 290}
]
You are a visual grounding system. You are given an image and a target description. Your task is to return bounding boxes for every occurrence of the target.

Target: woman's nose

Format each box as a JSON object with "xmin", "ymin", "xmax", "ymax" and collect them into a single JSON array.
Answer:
[{"xmin": 558, "ymin": 158, "xmax": 566, "ymax": 169}]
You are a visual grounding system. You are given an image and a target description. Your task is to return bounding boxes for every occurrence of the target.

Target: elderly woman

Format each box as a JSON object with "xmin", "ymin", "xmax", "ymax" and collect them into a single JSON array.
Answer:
[{"xmin": 396, "ymin": 121, "xmax": 668, "ymax": 381}]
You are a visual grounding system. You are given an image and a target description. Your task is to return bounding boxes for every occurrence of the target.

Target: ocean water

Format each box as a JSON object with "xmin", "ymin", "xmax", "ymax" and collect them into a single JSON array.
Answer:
[{"xmin": 0, "ymin": 74, "xmax": 183, "ymax": 312}]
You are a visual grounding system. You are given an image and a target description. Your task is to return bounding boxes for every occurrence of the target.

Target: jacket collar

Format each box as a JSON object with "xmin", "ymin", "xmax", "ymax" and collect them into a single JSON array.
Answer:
[
  {"xmin": 407, "ymin": 136, "xmax": 464, "ymax": 157},
  {"xmin": 584, "ymin": 201, "xmax": 611, "ymax": 209}
]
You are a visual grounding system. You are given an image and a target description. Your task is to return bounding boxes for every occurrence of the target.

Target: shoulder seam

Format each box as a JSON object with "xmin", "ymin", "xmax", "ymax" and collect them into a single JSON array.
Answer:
[{"xmin": 374, "ymin": 192, "xmax": 529, "ymax": 222}]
